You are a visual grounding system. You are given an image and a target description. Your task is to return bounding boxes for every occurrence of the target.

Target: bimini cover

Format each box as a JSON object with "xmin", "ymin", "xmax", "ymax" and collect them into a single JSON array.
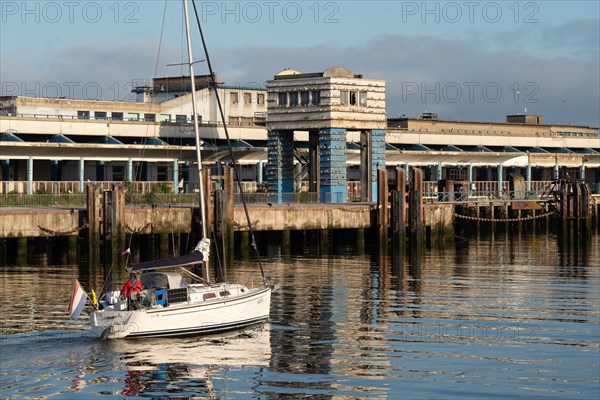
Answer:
[
  {"xmin": 129, "ymin": 251, "xmax": 203, "ymax": 271},
  {"xmin": 141, "ymin": 272, "xmax": 188, "ymax": 290}
]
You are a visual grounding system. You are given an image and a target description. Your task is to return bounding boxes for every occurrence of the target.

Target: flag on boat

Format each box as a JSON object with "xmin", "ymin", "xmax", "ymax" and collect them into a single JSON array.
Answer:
[
  {"xmin": 122, "ymin": 247, "xmax": 131, "ymax": 256},
  {"xmin": 68, "ymin": 279, "xmax": 87, "ymax": 320}
]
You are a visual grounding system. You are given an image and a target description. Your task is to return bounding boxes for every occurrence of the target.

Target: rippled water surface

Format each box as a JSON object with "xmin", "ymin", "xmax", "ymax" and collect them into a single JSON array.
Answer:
[{"xmin": 1, "ymin": 233, "xmax": 599, "ymax": 399}]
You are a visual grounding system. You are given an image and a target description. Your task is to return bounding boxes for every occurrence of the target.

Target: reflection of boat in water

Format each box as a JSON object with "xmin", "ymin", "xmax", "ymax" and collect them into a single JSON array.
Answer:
[
  {"xmin": 105, "ymin": 324, "xmax": 271, "ymax": 369},
  {"xmin": 100, "ymin": 325, "xmax": 271, "ymax": 396},
  {"xmin": 87, "ymin": 0, "xmax": 271, "ymax": 339}
]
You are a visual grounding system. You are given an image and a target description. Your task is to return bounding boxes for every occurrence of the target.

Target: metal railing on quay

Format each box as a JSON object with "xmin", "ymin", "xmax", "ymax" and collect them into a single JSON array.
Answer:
[
  {"xmin": 125, "ymin": 193, "xmax": 199, "ymax": 206},
  {"xmin": 234, "ymin": 192, "xmax": 320, "ymax": 204},
  {"xmin": 425, "ymin": 190, "xmax": 553, "ymax": 204},
  {"xmin": 0, "ymin": 194, "xmax": 86, "ymax": 208}
]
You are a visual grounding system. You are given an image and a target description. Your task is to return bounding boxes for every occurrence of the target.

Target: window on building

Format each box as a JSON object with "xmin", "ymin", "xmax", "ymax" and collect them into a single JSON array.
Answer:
[
  {"xmin": 278, "ymin": 92, "xmax": 288, "ymax": 107},
  {"xmin": 127, "ymin": 112, "xmax": 139, "ymax": 121},
  {"xmin": 231, "ymin": 92, "xmax": 239, "ymax": 104},
  {"xmin": 340, "ymin": 91, "xmax": 349, "ymax": 105},
  {"xmin": 311, "ymin": 91, "xmax": 321, "ymax": 105},
  {"xmin": 359, "ymin": 91, "xmax": 367, "ymax": 106},
  {"xmin": 176, "ymin": 114, "xmax": 187, "ymax": 124},
  {"xmin": 77, "ymin": 110, "xmax": 90, "ymax": 119},
  {"xmin": 244, "ymin": 93, "xmax": 252, "ymax": 104},
  {"xmin": 349, "ymin": 91, "xmax": 357, "ymax": 106},
  {"xmin": 160, "ymin": 114, "xmax": 171, "ymax": 122},
  {"xmin": 289, "ymin": 92, "xmax": 298, "ymax": 106},
  {"xmin": 257, "ymin": 93, "xmax": 265, "ymax": 105},
  {"xmin": 144, "ymin": 113, "xmax": 156, "ymax": 122},
  {"xmin": 300, "ymin": 91, "xmax": 310, "ymax": 106},
  {"xmin": 112, "ymin": 112, "xmax": 124, "ymax": 121},
  {"xmin": 95, "ymin": 111, "xmax": 107, "ymax": 120}
]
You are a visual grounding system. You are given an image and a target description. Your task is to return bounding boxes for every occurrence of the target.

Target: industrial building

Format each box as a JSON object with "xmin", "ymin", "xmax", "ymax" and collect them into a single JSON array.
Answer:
[{"xmin": 1, "ymin": 68, "xmax": 599, "ymax": 199}]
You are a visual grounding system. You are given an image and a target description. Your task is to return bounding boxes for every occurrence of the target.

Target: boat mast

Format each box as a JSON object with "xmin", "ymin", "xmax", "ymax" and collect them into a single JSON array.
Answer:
[{"xmin": 183, "ymin": 0, "xmax": 210, "ymax": 280}]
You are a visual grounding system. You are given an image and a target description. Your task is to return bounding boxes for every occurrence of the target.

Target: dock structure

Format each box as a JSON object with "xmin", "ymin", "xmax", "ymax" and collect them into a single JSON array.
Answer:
[
  {"xmin": 265, "ymin": 66, "xmax": 386, "ymax": 203},
  {"xmin": 1, "ymin": 66, "xmax": 599, "ymax": 260}
]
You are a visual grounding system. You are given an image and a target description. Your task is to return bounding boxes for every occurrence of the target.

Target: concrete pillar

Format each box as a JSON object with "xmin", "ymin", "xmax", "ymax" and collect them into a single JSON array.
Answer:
[
  {"xmin": 183, "ymin": 161, "xmax": 190, "ymax": 193},
  {"xmin": 126, "ymin": 158, "xmax": 133, "ymax": 182},
  {"xmin": 580, "ymin": 164, "xmax": 586, "ymax": 181},
  {"xmin": 467, "ymin": 163, "xmax": 473, "ymax": 193},
  {"xmin": 51, "ymin": 160, "xmax": 60, "ymax": 181},
  {"xmin": 437, "ymin": 162, "xmax": 443, "ymax": 182},
  {"xmin": 27, "ymin": 156, "xmax": 33, "ymax": 195},
  {"xmin": 319, "ymin": 128, "xmax": 347, "ymax": 203},
  {"xmin": 526, "ymin": 163, "xmax": 532, "ymax": 191},
  {"xmin": 267, "ymin": 129, "xmax": 294, "ymax": 203},
  {"xmin": 173, "ymin": 158, "xmax": 179, "ymax": 193},
  {"xmin": 497, "ymin": 164, "xmax": 503, "ymax": 195},
  {"xmin": 79, "ymin": 157, "xmax": 85, "ymax": 193},
  {"xmin": 553, "ymin": 164, "xmax": 560, "ymax": 181},
  {"xmin": 257, "ymin": 161, "xmax": 264, "ymax": 185}
]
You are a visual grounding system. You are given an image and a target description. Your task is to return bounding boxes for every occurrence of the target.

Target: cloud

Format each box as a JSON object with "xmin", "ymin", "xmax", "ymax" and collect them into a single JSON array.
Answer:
[{"xmin": 2, "ymin": 29, "xmax": 598, "ymax": 126}]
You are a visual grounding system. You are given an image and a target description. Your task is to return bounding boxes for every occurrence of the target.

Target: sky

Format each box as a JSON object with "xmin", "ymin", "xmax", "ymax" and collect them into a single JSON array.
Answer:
[{"xmin": 1, "ymin": 0, "xmax": 599, "ymax": 126}]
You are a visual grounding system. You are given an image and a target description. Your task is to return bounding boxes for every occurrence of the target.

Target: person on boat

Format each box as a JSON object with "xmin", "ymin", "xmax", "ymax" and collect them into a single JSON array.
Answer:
[{"xmin": 120, "ymin": 272, "xmax": 142, "ymax": 309}]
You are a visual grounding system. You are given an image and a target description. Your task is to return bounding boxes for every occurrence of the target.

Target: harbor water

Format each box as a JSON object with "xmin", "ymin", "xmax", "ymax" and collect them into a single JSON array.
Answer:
[{"xmin": 1, "ymin": 232, "xmax": 599, "ymax": 399}]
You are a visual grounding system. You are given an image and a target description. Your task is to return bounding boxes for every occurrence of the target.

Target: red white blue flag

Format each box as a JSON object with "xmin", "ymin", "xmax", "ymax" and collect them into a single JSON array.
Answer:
[{"xmin": 68, "ymin": 279, "xmax": 87, "ymax": 320}]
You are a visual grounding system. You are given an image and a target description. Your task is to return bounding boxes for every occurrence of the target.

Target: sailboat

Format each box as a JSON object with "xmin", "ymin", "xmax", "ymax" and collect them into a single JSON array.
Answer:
[{"xmin": 89, "ymin": 0, "xmax": 271, "ymax": 339}]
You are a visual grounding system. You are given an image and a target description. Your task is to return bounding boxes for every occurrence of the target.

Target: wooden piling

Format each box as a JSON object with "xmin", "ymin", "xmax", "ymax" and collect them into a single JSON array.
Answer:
[
  {"xmin": 377, "ymin": 168, "xmax": 388, "ymax": 246},
  {"xmin": 409, "ymin": 168, "xmax": 425, "ymax": 245}
]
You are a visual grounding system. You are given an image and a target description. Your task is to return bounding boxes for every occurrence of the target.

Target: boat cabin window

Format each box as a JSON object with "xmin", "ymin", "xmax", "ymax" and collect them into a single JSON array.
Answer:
[{"xmin": 141, "ymin": 272, "xmax": 188, "ymax": 290}]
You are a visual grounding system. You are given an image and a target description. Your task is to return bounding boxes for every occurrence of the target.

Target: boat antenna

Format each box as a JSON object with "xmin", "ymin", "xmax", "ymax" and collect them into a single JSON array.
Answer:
[
  {"xmin": 183, "ymin": 0, "xmax": 210, "ymax": 281},
  {"xmin": 190, "ymin": 0, "xmax": 267, "ymax": 283}
]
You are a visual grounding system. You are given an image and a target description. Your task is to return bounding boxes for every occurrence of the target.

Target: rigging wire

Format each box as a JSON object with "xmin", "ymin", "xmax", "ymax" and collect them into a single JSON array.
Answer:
[{"xmin": 191, "ymin": 0, "xmax": 267, "ymax": 283}]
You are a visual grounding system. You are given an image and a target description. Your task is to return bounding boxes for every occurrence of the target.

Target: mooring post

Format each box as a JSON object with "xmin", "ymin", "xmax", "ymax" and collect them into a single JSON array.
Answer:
[
  {"xmin": 223, "ymin": 166, "xmax": 235, "ymax": 261},
  {"xmin": 282, "ymin": 230, "xmax": 291, "ymax": 256},
  {"xmin": 409, "ymin": 168, "xmax": 425, "ymax": 247},
  {"xmin": 86, "ymin": 184, "xmax": 101, "ymax": 243},
  {"xmin": 377, "ymin": 168, "xmax": 388, "ymax": 248}
]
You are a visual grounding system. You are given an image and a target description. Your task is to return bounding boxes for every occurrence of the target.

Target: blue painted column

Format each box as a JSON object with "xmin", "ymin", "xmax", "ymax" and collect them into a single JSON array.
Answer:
[
  {"xmin": 257, "ymin": 161, "xmax": 264, "ymax": 186},
  {"xmin": 183, "ymin": 161, "xmax": 190, "ymax": 193},
  {"xmin": 370, "ymin": 129, "xmax": 386, "ymax": 203},
  {"xmin": 79, "ymin": 157, "xmax": 85, "ymax": 192},
  {"xmin": 468, "ymin": 163, "xmax": 473, "ymax": 194},
  {"xmin": 27, "ymin": 156, "xmax": 33, "ymax": 195},
  {"xmin": 267, "ymin": 129, "xmax": 294, "ymax": 203},
  {"xmin": 437, "ymin": 162, "xmax": 443, "ymax": 181},
  {"xmin": 497, "ymin": 164, "xmax": 503, "ymax": 195},
  {"xmin": 526, "ymin": 163, "xmax": 532, "ymax": 191},
  {"xmin": 51, "ymin": 160, "xmax": 60, "ymax": 181},
  {"xmin": 319, "ymin": 128, "xmax": 347, "ymax": 203},
  {"xmin": 126, "ymin": 158, "xmax": 133, "ymax": 182},
  {"xmin": 173, "ymin": 158, "xmax": 179, "ymax": 193}
]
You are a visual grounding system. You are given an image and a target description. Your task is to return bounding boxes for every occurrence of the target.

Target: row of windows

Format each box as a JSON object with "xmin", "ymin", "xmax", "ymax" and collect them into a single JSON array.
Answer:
[
  {"xmin": 76, "ymin": 110, "xmax": 199, "ymax": 123},
  {"xmin": 274, "ymin": 90, "xmax": 368, "ymax": 107},
  {"xmin": 277, "ymin": 91, "xmax": 321, "ymax": 107},
  {"xmin": 230, "ymin": 92, "xmax": 265, "ymax": 105}
]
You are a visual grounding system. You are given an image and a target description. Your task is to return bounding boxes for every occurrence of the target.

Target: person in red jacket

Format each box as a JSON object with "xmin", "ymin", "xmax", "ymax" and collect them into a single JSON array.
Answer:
[{"xmin": 120, "ymin": 272, "xmax": 142, "ymax": 303}]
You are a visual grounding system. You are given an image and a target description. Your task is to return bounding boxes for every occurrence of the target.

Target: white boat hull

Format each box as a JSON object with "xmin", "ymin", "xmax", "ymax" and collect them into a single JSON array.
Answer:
[{"xmin": 90, "ymin": 285, "xmax": 271, "ymax": 339}]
